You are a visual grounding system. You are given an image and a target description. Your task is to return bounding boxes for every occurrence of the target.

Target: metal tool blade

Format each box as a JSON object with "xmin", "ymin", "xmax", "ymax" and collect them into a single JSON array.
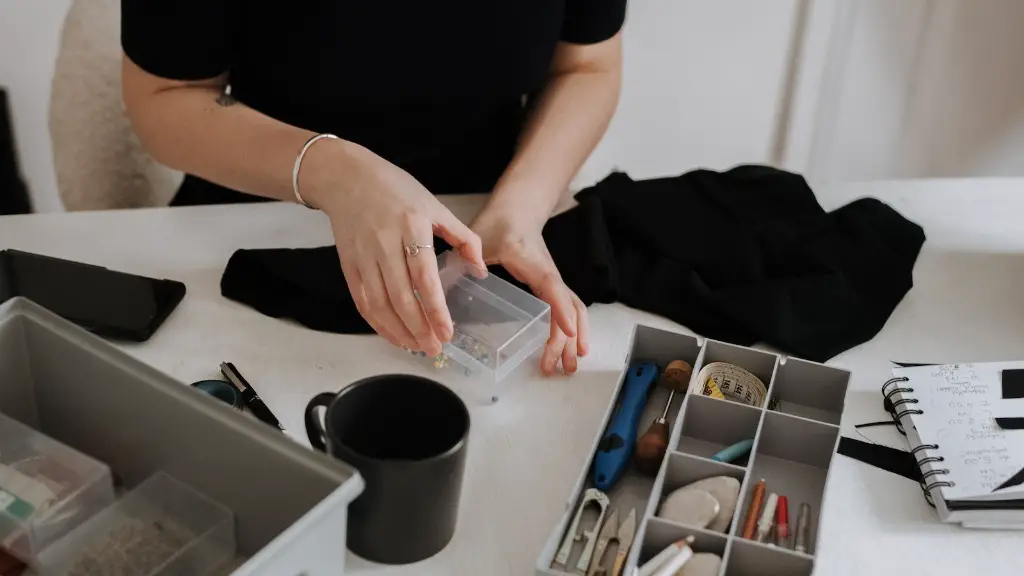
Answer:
[
  {"xmin": 586, "ymin": 509, "xmax": 619, "ymax": 576},
  {"xmin": 617, "ymin": 508, "xmax": 636, "ymax": 549},
  {"xmin": 611, "ymin": 509, "xmax": 637, "ymax": 576}
]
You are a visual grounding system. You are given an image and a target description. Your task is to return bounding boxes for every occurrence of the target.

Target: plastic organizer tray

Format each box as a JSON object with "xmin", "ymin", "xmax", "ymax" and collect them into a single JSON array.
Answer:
[
  {"xmin": 0, "ymin": 297, "xmax": 364, "ymax": 575},
  {"xmin": 37, "ymin": 471, "xmax": 235, "ymax": 575},
  {"xmin": 0, "ymin": 412, "xmax": 115, "ymax": 565},
  {"xmin": 536, "ymin": 324, "xmax": 850, "ymax": 576},
  {"xmin": 417, "ymin": 250, "xmax": 551, "ymax": 401}
]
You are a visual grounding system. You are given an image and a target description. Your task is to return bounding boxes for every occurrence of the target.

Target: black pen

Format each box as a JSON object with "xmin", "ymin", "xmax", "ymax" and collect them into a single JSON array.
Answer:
[{"xmin": 220, "ymin": 362, "xmax": 286, "ymax": 434}]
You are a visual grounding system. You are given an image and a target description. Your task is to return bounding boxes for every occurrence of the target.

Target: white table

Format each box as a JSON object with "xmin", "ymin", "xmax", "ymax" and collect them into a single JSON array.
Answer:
[{"xmin": 2, "ymin": 179, "xmax": 1024, "ymax": 575}]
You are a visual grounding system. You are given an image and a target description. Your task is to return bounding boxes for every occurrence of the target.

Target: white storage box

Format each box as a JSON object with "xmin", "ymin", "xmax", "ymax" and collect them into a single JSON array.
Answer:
[{"xmin": 0, "ymin": 297, "xmax": 364, "ymax": 575}]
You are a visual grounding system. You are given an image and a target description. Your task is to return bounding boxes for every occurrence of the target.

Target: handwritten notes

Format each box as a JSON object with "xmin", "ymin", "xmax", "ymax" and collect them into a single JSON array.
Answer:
[{"xmin": 894, "ymin": 362, "xmax": 1024, "ymax": 501}]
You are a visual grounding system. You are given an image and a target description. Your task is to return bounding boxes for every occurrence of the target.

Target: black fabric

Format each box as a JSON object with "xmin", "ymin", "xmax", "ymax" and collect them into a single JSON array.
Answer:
[
  {"xmin": 837, "ymin": 437, "xmax": 923, "ymax": 483},
  {"xmin": 0, "ymin": 89, "xmax": 30, "ymax": 215},
  {"xmin": 121, "ymin": 1, "xmax": 627, "ymax": 204},
  {"xmin": 170, "ymin": 174, "xmax": 275, "ymax": 206},
  {"xmin": 220, "ymin": 165, "xmax": 926, "ymax": 362}
]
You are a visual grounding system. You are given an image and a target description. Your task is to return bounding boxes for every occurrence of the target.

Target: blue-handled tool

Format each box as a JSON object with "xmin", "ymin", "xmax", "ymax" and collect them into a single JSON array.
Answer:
[{"xmin": 593, "ymin": 362, "xmax": 660, "ymax": 491}]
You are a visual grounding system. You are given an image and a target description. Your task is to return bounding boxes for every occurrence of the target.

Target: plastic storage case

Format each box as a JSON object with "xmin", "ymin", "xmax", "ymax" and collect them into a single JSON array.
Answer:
[
  {"xmin": 536, "ymin": 324, "xmax": 850, "ymax": 576},
  {"xmin": 0, "ymin": 413, "xmax": 115, "ymax": 564},
  {"xmin": 37, "ymin": 472, "xmax": 235, "ymax": 575},
  {"xmin": 0, "ymin": 297, "xmax": 365, "ymax": 575},
  {"xmin": 426, "ymin": 250, "xmax": 551, "ymax": 400}
]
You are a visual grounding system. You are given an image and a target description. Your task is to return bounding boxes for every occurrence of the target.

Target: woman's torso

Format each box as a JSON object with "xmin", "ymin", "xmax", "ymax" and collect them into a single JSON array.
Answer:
[{"xmin": 168, "ymin": 1, "xmax": 572, "ymax": 203}]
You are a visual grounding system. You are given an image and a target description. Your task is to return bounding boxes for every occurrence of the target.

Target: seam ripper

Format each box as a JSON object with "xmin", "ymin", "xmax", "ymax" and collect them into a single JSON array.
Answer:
[{"xmin": 593, "ymin": 363, "xmax": 659, "ymax": 491}]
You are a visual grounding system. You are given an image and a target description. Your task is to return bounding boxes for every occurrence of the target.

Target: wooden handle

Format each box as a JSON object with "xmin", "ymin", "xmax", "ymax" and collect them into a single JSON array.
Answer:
[
  {"xmin": 611, "ymin": 550, "xmax": 627, "ymax": 576},
  {"xmin": 635, "ymin": 421, "xmax": 669, "ymax": 476}
]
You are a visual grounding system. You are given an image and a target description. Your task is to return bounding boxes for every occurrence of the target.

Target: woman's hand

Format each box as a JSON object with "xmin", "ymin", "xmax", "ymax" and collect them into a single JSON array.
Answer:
[
  {"xmin": 302, "ymin": 140, "xmax": 485, "ymax": 356},
  {"xmin": 470, "ymin": 209, "xmax": 589, "ymax": 375}
]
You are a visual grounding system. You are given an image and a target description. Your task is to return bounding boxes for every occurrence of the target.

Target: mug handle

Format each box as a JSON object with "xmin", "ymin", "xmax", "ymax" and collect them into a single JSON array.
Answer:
[{"xmin": 304, "ymin": 392, "xmax": 335, "ymax": 452}]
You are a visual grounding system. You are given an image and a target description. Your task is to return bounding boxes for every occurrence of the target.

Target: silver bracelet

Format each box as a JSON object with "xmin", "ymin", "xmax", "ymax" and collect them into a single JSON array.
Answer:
[{"xmin": 292, "ymin": 133, "xmax": 339, "ymax": 209}]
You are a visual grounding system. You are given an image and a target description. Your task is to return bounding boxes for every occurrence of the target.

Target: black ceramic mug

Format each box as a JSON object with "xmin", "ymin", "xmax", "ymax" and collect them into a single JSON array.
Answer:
[{"xmin": 305, "ymin": 374, "xmax": 470, "ymax": 565}]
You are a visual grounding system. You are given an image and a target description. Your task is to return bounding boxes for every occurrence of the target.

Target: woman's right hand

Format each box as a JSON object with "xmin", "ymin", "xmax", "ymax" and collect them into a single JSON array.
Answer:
[{"xmin": 301, "ymin": 139, "xmax": 485, "ymax": 356}]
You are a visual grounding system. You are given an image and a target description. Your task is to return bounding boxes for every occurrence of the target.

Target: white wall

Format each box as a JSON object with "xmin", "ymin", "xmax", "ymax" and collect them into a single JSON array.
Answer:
[
  {"xmin": 0, "ymin": 0, "xmax": 71, "ymax": 212},
  {"xmin": 7, "ymin": 0, "xmax": 1024, "ymax": 213},
  {"xmin": 575, "ymin": 0, "xmax": 803, "ymax": 188},
  {"xmin": 788, "ymin": 0, "xmax": 1024, "ymax": 184}
]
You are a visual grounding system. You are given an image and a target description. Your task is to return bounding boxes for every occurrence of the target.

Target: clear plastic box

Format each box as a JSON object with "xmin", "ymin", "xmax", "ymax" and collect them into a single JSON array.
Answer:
[
  {"xmin": 0, "ymin": 412, "xmax": 115, "ymax": 565},
  {"xmin": 37, "ymin": 471, "xmax": 236, "ymax": 575},
  {"xmin": 421, "ymin": 250, "xmax": 551, "ymax": 399}
]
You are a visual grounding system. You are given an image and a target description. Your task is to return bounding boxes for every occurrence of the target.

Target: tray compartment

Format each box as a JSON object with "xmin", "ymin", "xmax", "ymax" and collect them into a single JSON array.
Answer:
[
  {"xmin": 654, "ymin": 452, "xmax": 747, "ymax": 534},
  {"xmin": 734, "ymin": 412, "xmax": 838, "ymax": 554},
  {"xmin": 691, "ymin": 340, "xmax": 778, "ymax": 408},
  {"xmin": 724, "ymin": 538, "xmax": 813, "ymax": 576},
  {"xmin": 637, "ymin": 517, "xmax": 728, "ymax": 572},
  {"xmin": 676, "ymin": 395, "xmax": 762, "ymax": 466},
  {"xmin": 766, "ymin": 358, "xmax": 850, "ymax": 425}
]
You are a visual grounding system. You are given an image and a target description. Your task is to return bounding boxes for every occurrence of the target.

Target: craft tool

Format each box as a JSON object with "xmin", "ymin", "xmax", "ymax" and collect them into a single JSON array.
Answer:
[
  {"xmin": 695, "ymin": 363, "xmax": 767, "ymax": 407},
  {"xmin": 587, "ymin": 507, "xmax": 636, "ymax": 576},
  {"xmin": 657, "ymin": 488, "xmax": 719, "ymax": 529},
  {"xmin": 650, "ymin": 535, "xmax": 695, "ymax": 576},
  {"xmin": 636, "ymin": 539, "xmax": 687, "ymax": 576},
  {"xmin": 588, "ymin": 508, "xmax": 619, "ymax": 576},
  {"xmin": 593, "ymin": 363, "xmax": 659, "ymax": 491},
  {"xmin": 610, "ymin": 508, "xmax": 636, "ymax": 576},
  {"xmin": 755, "ymin": 492, "xmax": 778, "ymax": 543},
  {"xmin": 710, "ymin": 438, "xmax": 754, "ymax": 463},
  {"xmin": 794, "ymin": 503, "xmax": 811, "ymax": 553},
  {"xmin": 220, "ymin": 362, "xmax": 286, "ymax": 434},
  {"xmin": 555, "ymin": 488, "xmax": 610, "ymax": 573},
  {"xmin": 636, "ymin": 361, "xmax": 692, "ymax": 475},
  {"xmin": 659, "ymin": 476, "xmax": 740, "ymax": 533},
  {"xmin": 740, "ymin": 479, "xmax": 766, "ymax": 539},
  {"xmin": 775, "ymin": 496, "xmax": 790, "ymax": 548}
]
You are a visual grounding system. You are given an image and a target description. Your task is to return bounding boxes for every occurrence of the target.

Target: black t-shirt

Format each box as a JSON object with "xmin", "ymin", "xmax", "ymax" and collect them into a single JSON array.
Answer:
[{"xmin": 121, "ymin": 1, "xmax": 627, "ymax": 204}]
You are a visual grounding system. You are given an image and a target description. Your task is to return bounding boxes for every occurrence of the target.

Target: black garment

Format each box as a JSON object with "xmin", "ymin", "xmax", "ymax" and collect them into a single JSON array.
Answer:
[
  {"xmin": 221, "ymin": 165, "xmax": 927, "ymax": 362},
  {"xmin": 0, "ymin": 89, "xmax": 30, "ymax": 215},
  {"xmin": 837, "ymin": 437, "xmax": 923, "ymax": 483},
  {"xmin": 121, "ymin": 0, "xmax": 627, "ymax": 205}
]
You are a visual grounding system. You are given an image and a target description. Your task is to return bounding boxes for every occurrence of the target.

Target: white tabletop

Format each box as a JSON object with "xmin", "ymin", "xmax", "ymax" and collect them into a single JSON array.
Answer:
[{"xmin": 2, "ymin": 178, "xmax": 1024, "ymax": 575}]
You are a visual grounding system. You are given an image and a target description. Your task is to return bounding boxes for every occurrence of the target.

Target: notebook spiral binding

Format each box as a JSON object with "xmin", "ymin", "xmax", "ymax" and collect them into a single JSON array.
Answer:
[{"xmin": 882, "ymin": 376, "xmax": 957, "ymax": 507}]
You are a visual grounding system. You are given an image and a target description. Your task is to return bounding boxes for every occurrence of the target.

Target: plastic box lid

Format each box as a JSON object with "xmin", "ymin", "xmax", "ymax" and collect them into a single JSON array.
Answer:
[
  {"xmin": 425, "ymin": 250, "xmax": 551, "ymax": 391},
  {"xmin": 0, "ymin": 411, "xmax": 115, "ymax": 564}
]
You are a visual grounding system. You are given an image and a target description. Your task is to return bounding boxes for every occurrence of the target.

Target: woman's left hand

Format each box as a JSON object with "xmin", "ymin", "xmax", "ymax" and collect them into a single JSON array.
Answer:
[{"xmin": 470, "ymin": 210, "xmax": 589, "ymax": 375}]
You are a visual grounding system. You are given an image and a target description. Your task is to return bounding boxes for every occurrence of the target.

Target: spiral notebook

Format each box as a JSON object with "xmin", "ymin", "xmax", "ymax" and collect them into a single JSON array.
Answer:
[{"xmin": 883, "ymin": 361, "xmax": 1024, "ymax": 527}]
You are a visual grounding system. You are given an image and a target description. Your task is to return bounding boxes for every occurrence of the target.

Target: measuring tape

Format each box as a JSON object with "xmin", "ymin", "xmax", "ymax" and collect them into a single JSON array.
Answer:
[{"xmin": 693, "ymin": 362, "xmax": 768, "ymax": 408}]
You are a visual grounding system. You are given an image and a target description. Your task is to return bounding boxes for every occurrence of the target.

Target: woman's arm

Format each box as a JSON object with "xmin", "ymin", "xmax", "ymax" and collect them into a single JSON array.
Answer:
[
  {"xmin": 122, "ymin": 57, "xmax": 342, "ymax": 207},
  {"xmin": 469, "ymin": 32, "xmax": 623, "ymax": 375},
  {"xmin": 122, "ymin": 56, "xmax": 485, "ymax": 357},
  {"xmin": 482, "ymin": 32, "xmax": 623, "ymax": 226}
]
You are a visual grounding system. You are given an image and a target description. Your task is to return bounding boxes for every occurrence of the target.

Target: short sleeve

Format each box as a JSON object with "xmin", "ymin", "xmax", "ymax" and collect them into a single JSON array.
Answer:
[
  {"xmin": 560, "ymin": 0, "xmax": 627, "ymax": 44},
  {"xmin": 121, "ymin": 0, "xmax": 232, "ymax": 80}
]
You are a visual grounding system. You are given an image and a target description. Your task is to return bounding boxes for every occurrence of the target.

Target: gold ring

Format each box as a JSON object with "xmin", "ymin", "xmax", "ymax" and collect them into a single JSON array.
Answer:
[{"xmin": 404, "ymin": 243, "xmax": 433, "ymax": 257}]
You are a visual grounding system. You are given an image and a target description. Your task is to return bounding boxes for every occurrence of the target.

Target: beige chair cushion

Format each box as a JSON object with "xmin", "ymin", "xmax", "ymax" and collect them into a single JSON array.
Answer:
[{"xmin": 48, "ymin": 0, "xmax": 182, "ymax": 211}]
